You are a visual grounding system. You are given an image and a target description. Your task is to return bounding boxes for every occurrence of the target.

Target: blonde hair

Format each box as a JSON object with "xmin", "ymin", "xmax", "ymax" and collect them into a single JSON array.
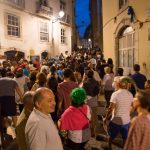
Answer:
[{"xmin": 104, "ymin": 66, "xmax": 111, "ymax": 74}]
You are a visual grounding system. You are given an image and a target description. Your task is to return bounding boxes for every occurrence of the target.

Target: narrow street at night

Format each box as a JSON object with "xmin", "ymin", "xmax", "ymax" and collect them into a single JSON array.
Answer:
[{"xmin": 0, "ymin": 0, "xmax": 150, "ymax": 150}]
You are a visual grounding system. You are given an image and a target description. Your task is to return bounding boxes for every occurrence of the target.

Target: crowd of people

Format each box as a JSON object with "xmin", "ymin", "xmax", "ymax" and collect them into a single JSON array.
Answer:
[{"xmin": 0, "ymin": 49, "xmax": 150, "ymax": 150}]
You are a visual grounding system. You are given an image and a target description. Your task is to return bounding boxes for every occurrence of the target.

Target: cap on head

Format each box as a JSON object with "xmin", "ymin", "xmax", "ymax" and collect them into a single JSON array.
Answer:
[
  {"xmin": 119, "ymin": 76, "xmax": 133, "ymax": 88},
  {"xmin": 71, "ymin": 88, "xmax": 86, "ymax": 106}
]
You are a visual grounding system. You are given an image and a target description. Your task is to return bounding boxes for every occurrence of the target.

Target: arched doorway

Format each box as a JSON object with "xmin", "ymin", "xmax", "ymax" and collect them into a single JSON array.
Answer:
[
  {"xmin": 4, "ymin": 50, "xmax": 25, "ymax": 62},
  {"xmin": 118, "ymin": 26, "xmax": 135, "ymax": 75}
]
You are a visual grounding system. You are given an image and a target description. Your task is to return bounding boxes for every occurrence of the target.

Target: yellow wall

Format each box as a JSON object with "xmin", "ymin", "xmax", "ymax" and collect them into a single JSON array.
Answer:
[{"xmin": 103, "ymin": 0, "xmax": 150, "ymax": 78}]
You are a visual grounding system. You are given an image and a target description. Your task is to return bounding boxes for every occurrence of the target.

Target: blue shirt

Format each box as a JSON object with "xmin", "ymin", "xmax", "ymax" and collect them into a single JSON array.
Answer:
[
  {"xmin": 23, "ymin": 68, "xmax": 29, "ymax": 77},
  {"xmin": 131, "ymin": 72, "xmax": 147, "ymax": 89},
  {"xmin": 57, "ymin": 69, "xmax": 63, "ymax": 77}
]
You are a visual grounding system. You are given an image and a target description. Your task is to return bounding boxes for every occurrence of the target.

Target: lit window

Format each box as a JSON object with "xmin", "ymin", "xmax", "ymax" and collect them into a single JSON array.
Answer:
[
  {"xmin": 119, "ymin": 0, "xmax": 127, "ymax": 9},
  {"xmin": 40, "ymin": 22, "xmax": 49, "ymax": 42},
  {"xmin": 7, "ymin": 14, "xmax": 20, "ymax": 37},
  {"xmin": 61, "ymin": 29, "xmax": 66, "ymax": 44},
  {"xmin": 60, "ymin": 1, "xmax": 66, "ymax": 11}
]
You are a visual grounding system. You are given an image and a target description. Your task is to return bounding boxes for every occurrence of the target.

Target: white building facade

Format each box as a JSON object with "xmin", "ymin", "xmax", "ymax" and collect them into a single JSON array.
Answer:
[{"xmin": 0, "ymin": 0, "xmax": 73, "ymax": 61}]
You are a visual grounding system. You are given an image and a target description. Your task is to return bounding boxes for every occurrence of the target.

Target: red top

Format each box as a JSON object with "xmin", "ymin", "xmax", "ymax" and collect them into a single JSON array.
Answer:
[{"xmin": 60, "ymin": 104, "xmax": 89, "ymax": 130}]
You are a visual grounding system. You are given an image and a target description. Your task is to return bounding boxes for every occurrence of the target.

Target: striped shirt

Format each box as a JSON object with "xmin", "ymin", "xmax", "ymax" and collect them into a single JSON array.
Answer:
[
  {"xmin": 124, "ymin": 114, "xmax": 150, "ymax": 150},
  {"xmin": 110, "ymin": 89, "xmax": 133, "ymax": 125}
]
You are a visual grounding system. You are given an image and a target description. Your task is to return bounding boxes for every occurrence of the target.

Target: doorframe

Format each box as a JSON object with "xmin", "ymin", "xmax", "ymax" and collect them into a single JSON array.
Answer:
[{"xmin": 114, "ymin": 18, "xmax": 138, "ymax": 74}]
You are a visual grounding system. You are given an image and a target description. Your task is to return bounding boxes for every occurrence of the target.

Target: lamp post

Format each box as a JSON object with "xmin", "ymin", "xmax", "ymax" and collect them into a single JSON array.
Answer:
[
  {"xmin": 51, "ymin": 11, "xmax": 65, "ymax": 57},
  {"xmin": 88, "ymin": 38, "xmax": 92, "ymax": 50}
]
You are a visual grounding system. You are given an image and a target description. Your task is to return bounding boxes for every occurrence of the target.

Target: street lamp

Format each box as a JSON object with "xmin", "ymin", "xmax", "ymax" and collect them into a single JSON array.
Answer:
[
  {"xmin": 88, "ymin": 38, "xmax": 92, "ymax": 49},
  {"xmin": 88, "ymin": 38, "xmax": 91, "ymax": 42},
  {"xmin": 58, "ymin": 11, "xmax": 65, "ymax": 18},
  {"xmin": 51, "ymin": 11, "xmax": 65, "ymax": 56}
]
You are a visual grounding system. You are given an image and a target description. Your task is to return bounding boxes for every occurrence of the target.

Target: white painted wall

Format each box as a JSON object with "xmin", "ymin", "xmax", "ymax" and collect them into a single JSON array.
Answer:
[{"xmin": 0, "ymin": 0, "xmax": 73, "ymax": 59}]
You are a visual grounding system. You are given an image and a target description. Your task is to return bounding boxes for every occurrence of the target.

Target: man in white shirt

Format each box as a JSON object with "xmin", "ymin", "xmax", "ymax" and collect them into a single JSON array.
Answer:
[
  {"xmin": 104, "ymin": 76, "xmax": 133, "ymax": 150},
  {"xmin": 25, "ymin": 88, "xmax": 63, "ymax": 150}
]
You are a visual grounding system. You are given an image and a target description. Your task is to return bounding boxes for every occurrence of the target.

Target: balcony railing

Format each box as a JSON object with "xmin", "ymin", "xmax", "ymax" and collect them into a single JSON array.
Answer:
[
  {"xmin": 36, "ymin": 2, "xmax": 53, "ymax": 18},
  {"xmin": 61, "ymin": 14, "xmax": 70, "ymax": 24}
]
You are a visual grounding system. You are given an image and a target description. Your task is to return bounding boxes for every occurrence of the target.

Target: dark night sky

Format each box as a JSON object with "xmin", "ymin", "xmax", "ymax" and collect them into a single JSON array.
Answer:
[{"xmin": 76, "ymin": 0, "xmax": 90, "ymax": 38}]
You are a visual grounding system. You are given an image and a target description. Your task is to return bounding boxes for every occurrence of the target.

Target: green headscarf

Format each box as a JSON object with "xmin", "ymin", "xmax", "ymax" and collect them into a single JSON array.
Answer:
[{"xmin": 70, "ymin": 88, "xmax": 87, "ymax": 106}]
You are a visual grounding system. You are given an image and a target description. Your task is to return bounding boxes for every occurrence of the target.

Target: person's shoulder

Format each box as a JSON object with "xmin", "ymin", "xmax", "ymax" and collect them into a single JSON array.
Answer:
[
  {"xmin": 130, "ymin": 115, "xmax": 145, "ymax": 127},
  {"xmin": 93, "ymin": 78, "xmax": 100, "ymax": 85},
  {"xmin": 27, "ymin": 110, "xmax": 40, "ymax": 124},
  {"xmin": 11, "ymin": 78, "xmax": 18, "ymax": 84},
  {"xmin": 131, "ymin": 73, "xmax": 136, "ymax": 78},
  {"xmin": 61, "ymin": 106, "xmax": 74, "ymax": 117},
  {"xmin": 112, "ymin": 90, "xmax": 120, "ymax": 95},
  {"xmin": 140, "ymin": 73, "xmax": 147, "ymax": 79}
]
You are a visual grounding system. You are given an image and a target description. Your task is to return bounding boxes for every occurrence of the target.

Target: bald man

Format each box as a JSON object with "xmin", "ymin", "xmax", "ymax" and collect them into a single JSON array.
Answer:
[{"xmin": 25, "ymin": 88, "xmax": 63, "ymax": 150}]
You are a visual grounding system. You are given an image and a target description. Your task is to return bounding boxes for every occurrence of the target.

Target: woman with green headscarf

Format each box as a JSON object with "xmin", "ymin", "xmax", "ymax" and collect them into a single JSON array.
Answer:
[{"xmin": 58, "ymin": 88, "xmax": 91, "ymax": 150}]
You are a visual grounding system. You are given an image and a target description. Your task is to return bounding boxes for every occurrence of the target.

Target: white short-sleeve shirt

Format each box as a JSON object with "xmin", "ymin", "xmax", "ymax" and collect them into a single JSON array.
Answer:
[{"xmin": 110, "ymin": 89, "xmax": 133, "ymax": 125}]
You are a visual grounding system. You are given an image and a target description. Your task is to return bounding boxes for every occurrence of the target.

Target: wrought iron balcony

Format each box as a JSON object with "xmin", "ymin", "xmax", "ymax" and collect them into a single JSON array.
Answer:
[
  {"xmin": 36, "ymin": 1, "xmax": 53, "ymax": 18},
  {"xmin": 60, "ymin": 14, "xmax": 70, "ymax": 24}
]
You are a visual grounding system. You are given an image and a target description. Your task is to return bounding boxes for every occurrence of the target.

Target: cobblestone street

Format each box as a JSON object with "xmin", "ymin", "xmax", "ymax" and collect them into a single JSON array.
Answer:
[
  {"xmin": 85, "ymin": 95, "xmax": 123, "ymax": 150},
  {"xmin": 86, "ymin": 138, "xmax": 122, "ymax": 150}
]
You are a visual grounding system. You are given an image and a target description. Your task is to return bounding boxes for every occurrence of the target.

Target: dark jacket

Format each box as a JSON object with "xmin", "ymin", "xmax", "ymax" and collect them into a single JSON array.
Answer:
[{"xmin": 83, "ymin": 78, "xmax": 100, "ymax": 97}]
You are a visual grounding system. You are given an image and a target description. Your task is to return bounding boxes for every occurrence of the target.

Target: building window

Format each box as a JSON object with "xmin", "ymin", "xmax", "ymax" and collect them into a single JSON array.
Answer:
[
  {"xmin": 119, "ymin": 0, "xmax": 127, "ymax": 9},
  {"xmin": 40, "ymin": 22, "xmax": 49, "ymax": 42},
  {"xmin": 60, "ymin": 1, "xmax": 66, "ymax": 11},
  {"xmin": 7, "ymin": 0, "xmax": 24, "ymax": 7},
  {"xmin": 61, "ymin": 29, "xmax": 66, "ymax": 44},
  {"xmin": 118, "ymin": 27, "xmax": 134, "ymax": 68},
  {"xmin": 7, "ymin": 14, "xmax": 20, "ymax": 37}
]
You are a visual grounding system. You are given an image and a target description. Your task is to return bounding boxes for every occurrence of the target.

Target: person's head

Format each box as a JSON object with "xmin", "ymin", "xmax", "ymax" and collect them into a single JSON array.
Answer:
[
  {"xmin": 50, "ymin": 66, "xmax": 56, "ymax": 73},
  {"xmin": 107, "ymin": 58, "xmax": 113, "ymax": 65},
  {"xmin": 15, "ymin": 68, "xmax": 23, "ymax": 78},
  {"xmin": 134, "ymin": 64, "xmax": 140, "ymax": 72},
  {"xmin": 117, "ymin": 68, "xmax": 124, "ymax": 76},
  {"xmin": 118, "ymin": 76, "xmax": 133, "ymax": 89},
  {"xmin": 23, "ymin": 91, "xmax": 34, "ymax": 111},
  {"xmin": 58, "ymin": 64, "xmax": 63, "ymax": 70},
  {"xmin": 41, "ymin": 68, "xmax": 48, "ymax": 75},
  {"xmin": 104, "ymin": 66, "xmax": 111, "ymax": 74},
  {"xmin": 63, "ymin": 68, "xmax": 73, "ymax": 79},
  {"xmin": 71, "ymin": 88, "xmax": 86, "ymax": 107},
  {"xmin": 36, "ymin": 72, "xmax": 47, "ymax": 86},
  {"xmin": 33, "ymin": 88, "xmax": 55, "ymax": 114},
  {"xmin": 29, "ymin": 71, "xmax": 38, "ymax": 82},
  {"xmin": 6, "ymin": 71, "xmax": 14, "ymax": 78},
  {"xmin": 87, "ymin": 70, "xmax": 94, "ymax": 79},
  {"xmin": 0, "ymin": 68, "xmax": 6, "ymax": 77},
  {"xmin": 65, "ymin": 51, "xmax": 68, "ymax": 54},
  {"xmin": 47, "ymin": 76, "xmax": 58, "ymax": 94},
  {"xmin": 145, "ymin": 80, "xmax": 150, "ymax": 90},
  {"xmin": 133, "ymin": 90, "xmax": 150, "ymax": 111}
]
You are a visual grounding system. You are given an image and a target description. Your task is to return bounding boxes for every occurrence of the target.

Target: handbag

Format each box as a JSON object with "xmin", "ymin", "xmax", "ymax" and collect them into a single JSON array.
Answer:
[{"xmin": 78, "ymin": 108, "xmax": 91, "ymax": 141}]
